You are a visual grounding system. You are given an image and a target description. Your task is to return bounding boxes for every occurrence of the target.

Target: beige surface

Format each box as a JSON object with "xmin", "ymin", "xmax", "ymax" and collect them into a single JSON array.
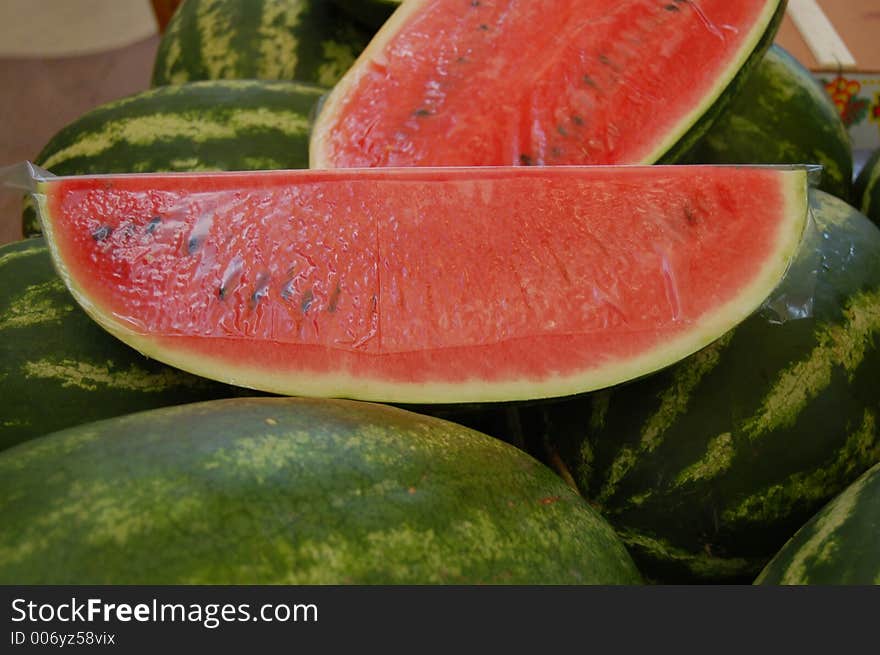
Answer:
[
  {"xmin": 777, "ymin": 0, "xmax": 880, "ymax": 72},
  {"xmin": 0, "ymin": 37, "xmax": 158, "ymax": 246},
  {"xmin": 0, "ymin": 0, "xmax": 157, "ymax": 58}
]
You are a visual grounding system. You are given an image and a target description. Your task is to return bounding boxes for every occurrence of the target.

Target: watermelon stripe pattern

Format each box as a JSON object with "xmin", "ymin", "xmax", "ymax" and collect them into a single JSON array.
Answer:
[
  {"xmin": 22, "ymin": 80, "xmax": 324, "ymax": 237},
  {"xmin": 0, "ymin": 398, "xmax": 642, "ymax": 585},
  {"xmin": 756, "ymin": 461, "xmax": 880, "ymax": 584},
  {"xmin": 540, "ymin": 190, "xmax": 880, "ymax": 583},
  {"xmin": 0, "ymin": 238, "xmax": 256, "ymax": 452},
  {"xmin": 152, "ymin": 0, "xmax": 372, "ymax": 88}
]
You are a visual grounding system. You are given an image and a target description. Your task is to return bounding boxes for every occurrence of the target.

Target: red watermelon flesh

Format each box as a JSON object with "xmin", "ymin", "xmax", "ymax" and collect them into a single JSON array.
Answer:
[
  {"xmin": 311, "ymin": 0, "xmax": 785, "ymax": 168},
  {"xmin": 38, "ymin": 166, "xmax": 807, "ymax": 403}
]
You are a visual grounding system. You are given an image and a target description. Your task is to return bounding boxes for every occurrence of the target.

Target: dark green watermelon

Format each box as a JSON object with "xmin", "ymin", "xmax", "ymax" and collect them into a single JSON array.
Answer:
[
  {"xmin": 0, "ymin": 397, "xmax": 642, "ymax": 585},
  {"xmin": 152, "ymin": 0, "xmax": 371, "ymax": 87},
  {"xmin": 756, "ymin": 461, "xmax": 880, "ymax": 584},
  {"xmin": 537, "ymin": 190, "xmax": 880, "ymax": 583}
]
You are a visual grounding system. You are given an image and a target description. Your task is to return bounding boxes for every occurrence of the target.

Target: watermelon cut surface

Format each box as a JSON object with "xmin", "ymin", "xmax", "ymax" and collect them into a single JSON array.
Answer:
[
  {"xmin": 311, "ymin": 0, "xmax": 785, "ymax": 168},
  {"xmin": 37, "ymin": 166, "xmax": 808, "ymax": 403}
]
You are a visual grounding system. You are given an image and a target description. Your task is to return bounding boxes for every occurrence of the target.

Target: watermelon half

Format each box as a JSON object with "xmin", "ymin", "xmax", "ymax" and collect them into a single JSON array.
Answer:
[
  {"xmin": 35, "ymin": 165, "xmax": 808, "ymax": 403},
  {"xmin": 310, "ymin": 0, "xmax": 786, "ymax": 168}
]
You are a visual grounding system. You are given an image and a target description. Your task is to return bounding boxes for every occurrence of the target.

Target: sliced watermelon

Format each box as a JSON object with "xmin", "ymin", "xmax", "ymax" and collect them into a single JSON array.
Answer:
[
  {"xmin": 36, "ymin": 166, "xmax": 808, "ymax": 403},
  {"xmin": 310, "ymin": 0, "xmax": 785, "ymax": 168}
]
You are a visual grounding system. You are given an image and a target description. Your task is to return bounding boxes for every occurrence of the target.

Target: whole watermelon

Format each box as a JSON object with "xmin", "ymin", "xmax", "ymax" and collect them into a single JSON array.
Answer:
[
  {"xmin": 756, "ymin": 461, "xmax": 880, "ymax": 585},
  {"xmin": 152, "ymin": 0, "xmax": 371, "ymax": 87},
  {"xmin": 536, "ymin": 190, "xmax": 880, "ymax": 583},
  {"xmin": 22, "ymin": 79, "xmax": 324, "ymax": 236},
  {"xmin": 0, "ymin": 397, "xmax": 642, "ymax": 585}
]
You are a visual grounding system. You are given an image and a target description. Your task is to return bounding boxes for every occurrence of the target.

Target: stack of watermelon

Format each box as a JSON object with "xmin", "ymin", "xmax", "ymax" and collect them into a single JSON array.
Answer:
[{"xmin": 3, "ymin": 0, "xmax": 879, "ymax": 585}]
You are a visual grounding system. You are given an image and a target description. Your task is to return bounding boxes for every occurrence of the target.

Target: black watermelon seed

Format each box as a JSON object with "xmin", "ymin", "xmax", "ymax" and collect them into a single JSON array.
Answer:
[
  {"xmin": 665, "ymin": 3, "xmax": 680, "ymax": 11},
  {"xmin": 91, "ymin": 225, "xmax": 112, "ymax": 241},
  {"xmin": 571, "ymin": 115, "xmax": 584, "ymax": 126},
  {"xmin": 328, "ymin": 284, "xmax": 341, "ymax": 313},
  {"xmin": 683, "ymin": 205, "xmax": 698, "ymax": 225},
  {"xmin": 301, "ymin": 289, "xmax": 314, "ymax": 314},
  {"xmin": 583, "ymin": 74, "xmax": 597, "ymax": 88},
  {"xmin": 187, "ymin": 236, "xmax": 202, "ymax": 254},
  {"xmin": 414, "ymin": 108, "xmax": 432, "ymax": 117},
  {"xmin": 251, "ymin": 272, "xmax": 271, "ymax": 306},
  {"xmin": 145, "ymin": 216, "xmax": 162, "ymax": 234},
  {"xmin": 520, "ymin": 154, "xmax": 534, "ymax": 166}
]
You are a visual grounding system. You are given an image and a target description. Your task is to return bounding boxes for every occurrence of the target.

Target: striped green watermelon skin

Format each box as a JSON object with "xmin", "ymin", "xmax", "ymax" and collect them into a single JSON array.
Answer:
[
  {"xmin": 23, "ymin": 79, "xmax": 324, "ymax": 237},
  {"xmin": 756, "ymin": 462, "xmax": 880, "ymax": 584},
  {"xmin": 0, "ymin": 397, "xmax": 642, "ymax": 585},
  {"xmin": 540, "ymin": 190, "xmax": 880, "ymax": 583},
  {"xmin": 681, "ymin": 46, "xmax": 852, "ymax": 201},
  {"xmin": 854, "ymin": 149, "xmax": 880, "ymax": 226},
  {"xmin": 152, "ymin": 0, "xmax": 371, "ymax": 88},
  {"xmin": 0, "ymin": 239, "xmax": 256, "ymax": 452},
  {"xmin": 331, "ymin": 0, "xmax": 401, "ymax": 29}
]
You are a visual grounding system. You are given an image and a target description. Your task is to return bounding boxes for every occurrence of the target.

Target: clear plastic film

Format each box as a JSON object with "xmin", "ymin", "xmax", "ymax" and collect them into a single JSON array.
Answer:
[
  {"xmin": 3, "ymin": 161, "xmax": 845, "ymax": 401},
  {"xmin": 758, "ymin": 164, "xmax": 824, "ymax": 325},
  {"xmin": 0, "ymin": 161, "xmax": 53, "ymax": 193}
]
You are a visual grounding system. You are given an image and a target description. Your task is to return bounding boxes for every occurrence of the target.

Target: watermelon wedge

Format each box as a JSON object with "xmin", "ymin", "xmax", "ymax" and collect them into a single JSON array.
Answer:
[
  {"xmin": 36, "ymin": 166, "xmax": 808, "ymax": 403},
  {"xmin": 310, "ymin": 0, "xmax": 786, "ymax": 168}
]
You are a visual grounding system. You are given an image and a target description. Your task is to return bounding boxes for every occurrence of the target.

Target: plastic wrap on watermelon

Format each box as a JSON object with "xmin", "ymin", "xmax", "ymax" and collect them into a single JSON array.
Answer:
[
  {"xmin": 0, "ymin": 161, "xmax": 53, "ymax": 192},
  {"xmin": 8, "ymin": 161, "xmax": 830, "ymax": 403}
]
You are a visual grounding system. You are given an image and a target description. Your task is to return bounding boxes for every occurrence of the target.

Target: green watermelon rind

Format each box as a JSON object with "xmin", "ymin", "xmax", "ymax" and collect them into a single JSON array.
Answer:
[{"xmin": 0, "ymin": 397, "xmax": 643, "ymax": 585}]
